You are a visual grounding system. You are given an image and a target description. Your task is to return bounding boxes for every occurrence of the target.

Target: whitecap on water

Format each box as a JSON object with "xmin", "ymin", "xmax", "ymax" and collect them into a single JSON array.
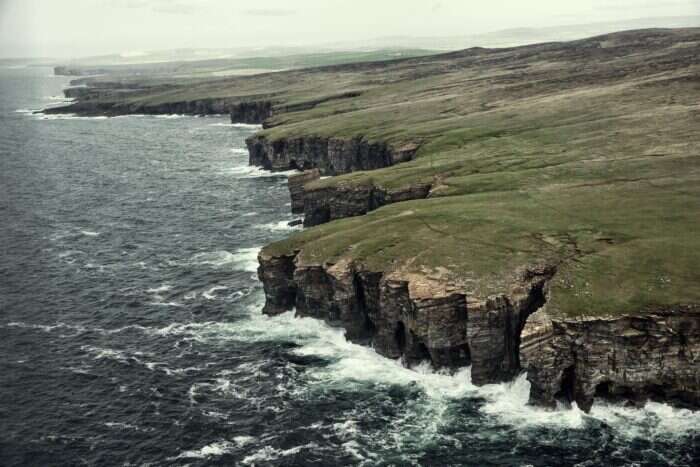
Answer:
[
  {"xmin": 175, "ymin": 440, "xmax": 237, "ymax": 459},
  {"xmin": 231, "ymin": 123, "xmax": 263, "ymax": 130},
  {"xmin": 211, "ymin": 122, "xmax": 261, "ymax": 129},
  {"xmin": 146, "ymin": 284, "xmax": 173, "ymax": 294},
  {"xmin": 154, "ymin": 114, "xmax": 187, "ymax": 119},
  {"xmin": 203, "ymin": 285, "xmax": 229, "ymax": 300},
  {"xmin": 241, "ymin": 443, "xmax": 321, "ymax": 466},
  {"xmin": 191, "ymin": 247, "xmax": 260, "ymax": 272},
  {"xmin": 222, "ymin": 165, "xmax": 297, "ymax": 179},
  {"xmin": 32, "ymin": 113, "xmax": 109, "ymax": 121},
  {"xmin": 256, "ymin": 220, "xmax": 302, "ymax": 232},
  {"xmin": 231, "ymin": 303, "xmax": 700, "ymax": 441}
]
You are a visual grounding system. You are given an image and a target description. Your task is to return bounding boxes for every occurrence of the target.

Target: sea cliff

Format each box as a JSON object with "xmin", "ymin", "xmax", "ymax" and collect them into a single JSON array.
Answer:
[{"xmin": 47, "ymin": 28, "xmax": 700, "ymax": 411}]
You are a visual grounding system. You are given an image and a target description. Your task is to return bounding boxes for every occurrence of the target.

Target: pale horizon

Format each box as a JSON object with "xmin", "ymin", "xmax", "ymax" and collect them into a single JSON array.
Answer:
[{"xmin": 1, "ymin": 0, "xmax": 699, "ymax": 59}]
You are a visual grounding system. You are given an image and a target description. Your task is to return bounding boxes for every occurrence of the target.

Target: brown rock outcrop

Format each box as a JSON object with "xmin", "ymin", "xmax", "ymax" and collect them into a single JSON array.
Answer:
[
  {"xmin": 287, "ymin": 170, "xmax": 321, "ymax": 214},
  {"xmin": 246, "ymin": 135, "xmax": 418, "ymax": 175},
  {"xmin": 257, "ymin": 251, "xmax": 554, "ymax": 385},
  {"xmin": 521, "ymin": 306, "xmax": 700, "ymax": 411},
  {"xmin": 302, "ymin": 182, "xmax": 432, "ymax": 227},
  {"xmin": 46, "ymin": 96, "xmax": 273, "ymax": 124}
]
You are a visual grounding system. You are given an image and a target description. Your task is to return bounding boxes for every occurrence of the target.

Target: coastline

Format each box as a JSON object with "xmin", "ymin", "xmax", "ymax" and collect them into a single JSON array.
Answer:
[{"xmin": 45, "ymin": 28, "xmax": 700, "ymax": 412}]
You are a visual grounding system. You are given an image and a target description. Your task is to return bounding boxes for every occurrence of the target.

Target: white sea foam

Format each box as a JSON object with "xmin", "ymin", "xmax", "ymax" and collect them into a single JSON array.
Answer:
[
  {"xmin": 154, "ymin": 114, "xmax": 187, "ymax": 119},
  {"xmin": 223, "ymin": 165, "xmax": 297, "ymax": 179},
  {"xmin": 231, "ymin": 123, "xmax": 263, "ymax": 130},
  {"xmin": 233, "ymin": 247, "xmax": 262, "ymax": 272},
  {"xmin": 146, "ymin": 301, "xmax": 184, "ymax": 307},
  {"xmin": 589, "ymin": 400, "xmax": 700, "ymax": 440},
  {"xmin": 209, "ymin": 122, "xmax": 256, "ymax": 128},
  {"xmin": 79, "ymin": 230, "xmax": 100, "ymax": 237},
  {"xmin": 191, "ymin": 247, "xmax": 260, "ymax": 272},
  {"xmin": 104, "ymin": 422, "xmax": 144, "ymax": 431},
  {"xmin": 228, "ymin": 303, "xmax": 700, "ymax": 441},
  {"xmin": 256, "ymin": 220, "xmax": 302, "ymax": 232},
  {"xmin": 241, "ymin": 443, "xmax": 320, "ymax": 465},
  {"xmin": 175, "ymin": 440, "xmax": 236, "ymax": 459},
  {"xmin": 230, "ymin": 148, "xmax": 249, "ymax": 155},
  {"xmin": 203, "ymin": 285, "xmax": 229, "ymax": 300},
  {"xmin": 32, "ymin": 113, "xmax": 109, "ymax": 121},
  {"xmin": 191, "ymin": 250, "xmax": 237, "ymax": 267},
  {"xmin": 146, "ymin": 284, "xmax": 173, "ymax": 294}
]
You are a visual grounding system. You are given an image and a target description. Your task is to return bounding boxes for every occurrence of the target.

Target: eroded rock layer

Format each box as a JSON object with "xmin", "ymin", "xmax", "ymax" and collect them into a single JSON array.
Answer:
[
  {"xmin": 260, "ymin": 247, "xmax": 700, "ymax": 410},
  {"xmin": 247, "ymin": 135, "xmax": 418, "ymax": 175},
  {"xmin": 521, "ymin": 306, "xmax": 700, "ymax": 411},
  {"xmin": 302, "ymin": 182, "xmax": 432, "ymax": 227},
  {"xmin": 287, "ymin": 170, "xmax": 321, "ymax": 214},
  {"xmin": 258, "ymin": 251, "xmax": 554, "ymax": 385},
  {"xmin": 47, "ymin": 93, "xmax": 273, "ymax": 123}
]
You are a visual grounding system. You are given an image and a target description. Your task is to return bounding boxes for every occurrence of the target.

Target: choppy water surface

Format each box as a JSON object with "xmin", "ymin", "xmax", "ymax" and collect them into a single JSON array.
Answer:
[{"xmin": 1, "ymin": 67, "xmax": 698, "ymax": 467}]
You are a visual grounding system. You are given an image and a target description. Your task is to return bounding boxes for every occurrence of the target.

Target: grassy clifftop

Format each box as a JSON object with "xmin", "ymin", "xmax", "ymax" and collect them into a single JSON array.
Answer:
[{"xmin": 64, "ymin": 28, "xmax": 700, "ymax": 319}]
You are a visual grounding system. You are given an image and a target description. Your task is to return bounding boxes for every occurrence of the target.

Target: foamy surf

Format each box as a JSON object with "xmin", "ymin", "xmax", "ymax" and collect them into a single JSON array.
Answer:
[
  {"xmin": 209, "ymin": 122, "xmax": 261, "ymax": 129},
  {"xmin": 231, "ymin": 123, "xmax": 263, "ymax": 130},
  {"xmin": 230, "ymin": 303, "xmax": 700, "ymax": 441},
  {"xmin": 223, "ymin": 165, "xmax": 298, "ymax": 179},
  {"xmin": 256, "ymin": 220, "xmax": 303, "ymax": 232},
  {"xmin": 30, "ymin": 113, "xmax": 109, "ymax": 121},
  {"xmin": 80, "ymin": 230, "xmax": 100, "ymax": 237},
  {"xmin": 175, "ymin": 440, "xmax": 237, "ymax": 459},
  {"xmin": 191, "ymin": 247, "xmax": 260, "ymax": 272}
]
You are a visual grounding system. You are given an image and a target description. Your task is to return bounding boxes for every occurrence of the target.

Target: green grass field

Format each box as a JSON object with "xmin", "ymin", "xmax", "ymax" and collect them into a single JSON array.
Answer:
[{"xmin": 64, "ymin": 28, "xmax": 700, "ymax": 318}]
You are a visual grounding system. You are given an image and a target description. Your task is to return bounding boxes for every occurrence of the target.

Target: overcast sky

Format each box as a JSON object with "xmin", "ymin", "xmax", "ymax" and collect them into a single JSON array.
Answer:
[{"xmin": 1, "ymin": 0, "xmax": 699, "ymax": 58}]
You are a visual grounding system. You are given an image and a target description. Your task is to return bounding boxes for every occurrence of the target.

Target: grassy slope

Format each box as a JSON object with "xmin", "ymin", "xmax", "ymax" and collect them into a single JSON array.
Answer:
[{"xmin": 82, "ymin": 29, "xmax": 700, "ymax": 319}]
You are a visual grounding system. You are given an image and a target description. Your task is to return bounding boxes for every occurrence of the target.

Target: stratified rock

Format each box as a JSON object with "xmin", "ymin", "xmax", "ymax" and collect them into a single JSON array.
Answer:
[
  {"xmin": 246, "ymin": 135, "xmax": 418, "ymax": 175},
  {"xmin": 45, "ymin": 97, "xmax": 273, "ymax": 123},
  {"xmin": 257, "ymin": 252, "xmax": 554, "ymax": 384},
  {"xmin": 521, "ymin": 306, "xmax": 700, "ymax": 411},
  {"xmin": 288, "ymin": 169, "xmax": 321, "ymax": 214},
  {"xmin": 302, "ymin": 182, "xmax": 431, "ymax": 227}
]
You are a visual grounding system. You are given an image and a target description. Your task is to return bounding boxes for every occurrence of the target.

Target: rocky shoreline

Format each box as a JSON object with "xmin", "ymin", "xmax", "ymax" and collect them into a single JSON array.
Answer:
[
  {"xmin": 47, "ymin": 27, "xmax": 700, "ymax": 412},
  {"xmin": 257, "ymin": 233, "xmax": 700, "ymax": 411},
  {"xmin": 250, "ymin": 135, "xmax": 700, "ymax": 412},
  {"xmin": 48, "ymin": 85, "xmax": 273, "ymax": 123}
]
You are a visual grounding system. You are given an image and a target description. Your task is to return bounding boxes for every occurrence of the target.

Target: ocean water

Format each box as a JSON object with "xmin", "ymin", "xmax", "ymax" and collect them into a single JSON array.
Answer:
[{"xmin": 1, "ymin": 66, "xmax": 698, "ymax": 467}]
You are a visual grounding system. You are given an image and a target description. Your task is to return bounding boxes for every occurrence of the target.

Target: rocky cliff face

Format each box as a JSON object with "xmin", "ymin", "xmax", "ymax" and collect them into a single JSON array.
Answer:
[
  {"xmin": 521, "ymin": 306, "xmax": 700, "ymax": 411},
  {"xmin": 258, "ymin": 250, "xmax": 555, "ymax": 385},
  {"xmin": 259, "ymin": 248, "xmax": 700, "ymax": 410},
  {"xmin": 302, "ymin": 182, "xmax": 432, "ymax": 227},
  {"xmin": 247, "ymin": 135, "xmax": 418, "ymax": 175},
  {"xmin": 47, "ymin": 93, "xmax": 273, "ymax": 124},
  {"xmin": 249, "ymin": 134, "xmax": 429, "ymax": 225},
  {"xmin": 287, "ymin": 170, "xmax": 321, "ymax": 214}
]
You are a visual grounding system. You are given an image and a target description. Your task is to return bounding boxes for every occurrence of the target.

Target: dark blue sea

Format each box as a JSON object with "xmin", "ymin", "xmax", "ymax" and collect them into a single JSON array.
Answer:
[{"xmin": 1, "ymin": 66, "xmax": 698, "ymax": 466}]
